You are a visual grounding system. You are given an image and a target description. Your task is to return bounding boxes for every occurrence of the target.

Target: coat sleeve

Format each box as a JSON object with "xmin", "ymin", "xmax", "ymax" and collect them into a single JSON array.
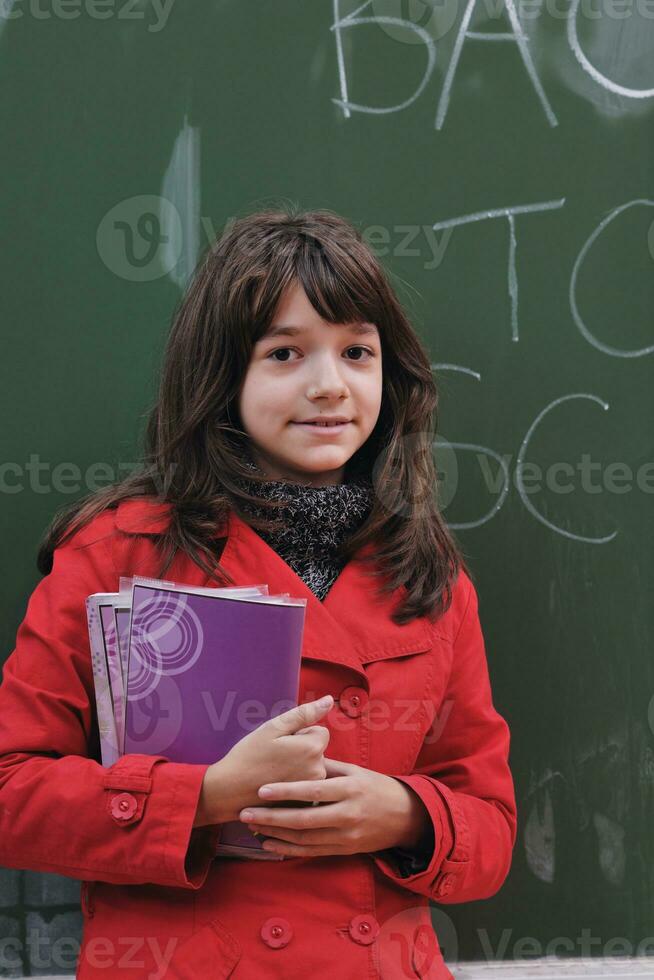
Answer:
[
  {"xmin": 370, "ymin": 572, "xmax": 517, "ymax": 903},
  {"xmin": 0, "ymin": 527, "xmax": 221, "ymax": 889}
]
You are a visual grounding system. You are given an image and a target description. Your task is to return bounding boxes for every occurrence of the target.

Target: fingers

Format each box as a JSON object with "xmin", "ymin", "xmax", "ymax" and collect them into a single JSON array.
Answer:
[
  {"xmin": 257, "ymin": 776, "xmax": 349, "ymax": 804},
  {"xmin": 288, "ymin": 724, "xmax": 330, "ymax": 755},
  {"xmin": 266, "ymin": 695, "xmax": 334, "ymax": 737},
  {"xmin": 241, "ymin": 800, "xmax": 348, "ymax": 829},
  {"xmin": 248, "ymin": 826, "xmax": 340, "ymax": 847}
]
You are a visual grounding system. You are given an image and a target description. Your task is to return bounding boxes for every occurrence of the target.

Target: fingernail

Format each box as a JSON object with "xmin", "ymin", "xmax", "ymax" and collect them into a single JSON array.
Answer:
[
  {"xmin": 259, "ymin": 786, "xmax": 273, "ymax": 797},
  {"xmin": 318, "ymin": 695, "xmax": 332, "ymax": 708},
  {"xmin": 240, "ymin": 810, "xmax": 254, "ymax": 821}
]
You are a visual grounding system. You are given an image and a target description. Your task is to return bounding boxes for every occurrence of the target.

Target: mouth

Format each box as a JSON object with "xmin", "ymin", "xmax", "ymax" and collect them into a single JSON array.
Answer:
[{"xmin": 291, "ymin": 421, "xmax": 352, "ymax": 433}]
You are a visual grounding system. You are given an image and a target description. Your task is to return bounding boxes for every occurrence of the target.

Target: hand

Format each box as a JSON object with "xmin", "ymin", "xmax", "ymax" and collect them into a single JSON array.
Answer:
[
  {"xmin": 194, "ymin": 695, "xmax": 333, "ymax": 827},
  {"xmin": 237, "ymin": 757, "xmax": 433, "ymax": 858}
]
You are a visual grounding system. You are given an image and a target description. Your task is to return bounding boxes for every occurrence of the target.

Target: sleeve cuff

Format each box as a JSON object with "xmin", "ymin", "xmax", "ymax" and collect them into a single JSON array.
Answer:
[
  {"xmin": 370, "ymin": 774, "xmax": 455, "ymax": 889},
  {"xmin": 102, "ymin": 754, "xmax": 221, "ymax": 889},
  {"xmin": 155, "ymin": 759, "xmax": 222, "ymax": 889}
]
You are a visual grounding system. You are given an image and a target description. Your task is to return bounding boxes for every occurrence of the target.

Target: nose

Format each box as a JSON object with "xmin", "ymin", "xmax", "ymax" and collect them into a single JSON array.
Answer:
[{"xmin": 306, "ymin": 352, "xmax": 349, "ymax": 400}]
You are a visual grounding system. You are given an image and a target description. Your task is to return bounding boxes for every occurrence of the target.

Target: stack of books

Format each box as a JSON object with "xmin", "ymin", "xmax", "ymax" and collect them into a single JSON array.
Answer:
[{"xmin": 85, "ymin": 576, "xmax": 307, "ymax": 860}]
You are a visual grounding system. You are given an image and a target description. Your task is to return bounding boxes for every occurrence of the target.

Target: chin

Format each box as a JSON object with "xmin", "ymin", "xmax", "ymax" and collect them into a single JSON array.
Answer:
[{"xmin": 297, "ymin": 452, "xmax": 349, "ymax": 468}]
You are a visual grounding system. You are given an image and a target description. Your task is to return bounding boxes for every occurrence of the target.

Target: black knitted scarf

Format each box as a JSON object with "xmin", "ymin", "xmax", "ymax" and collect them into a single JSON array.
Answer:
[{"xmin": 235, "ymin": 457, "xmax": 374, "ymax": 600}]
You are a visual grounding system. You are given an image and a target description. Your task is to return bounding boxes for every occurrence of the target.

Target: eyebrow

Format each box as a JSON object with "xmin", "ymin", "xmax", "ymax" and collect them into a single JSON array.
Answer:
[{"xmin": 262, "ymin": 322, "xmax": 379, "ymax": 341}]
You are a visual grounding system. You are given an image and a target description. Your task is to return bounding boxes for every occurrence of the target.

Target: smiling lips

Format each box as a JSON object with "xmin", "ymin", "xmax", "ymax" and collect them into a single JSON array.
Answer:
[
  {"xmin": 292, "ymin": 420, "xmax": 351, "ymax": 432},
  {"xmin": 294, "ymin": 416, "xmax": 351, "ymax": 425}
]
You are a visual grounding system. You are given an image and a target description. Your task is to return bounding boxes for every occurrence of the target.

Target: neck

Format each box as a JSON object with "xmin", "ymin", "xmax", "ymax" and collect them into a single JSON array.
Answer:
[
  {"xmin": 243, "ymin": 452, "xmax": 347, "ymax": 488},
  {"xmin": 234, "ymin": 454, "xmax": 375, "ymax": 600}
]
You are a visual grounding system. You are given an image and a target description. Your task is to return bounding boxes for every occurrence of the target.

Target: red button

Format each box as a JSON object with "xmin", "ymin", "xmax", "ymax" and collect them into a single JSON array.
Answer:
[
  {"xmin": 110, "ymin": 792, "xmax": 137, "ymax": 821},
  {"xmin": 340, "ymin": 686, "xmax": 368, "ymax": 718},
  {"xmin": 261, "ymin": 917, "xmax": 293, "ymax": 949},
  {"xmin": 349, "ymin": 914, "xmax": 379, "ymax": 945}
]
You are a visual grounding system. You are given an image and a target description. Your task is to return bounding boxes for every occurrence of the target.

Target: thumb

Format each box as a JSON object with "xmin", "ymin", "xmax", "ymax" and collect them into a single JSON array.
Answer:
[{"xmin": 267, "ymin": 695, "xmax": 334, "ymax": 737}]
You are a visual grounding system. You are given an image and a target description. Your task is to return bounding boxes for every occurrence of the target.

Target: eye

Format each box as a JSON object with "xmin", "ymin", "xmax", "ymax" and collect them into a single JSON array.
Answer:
[
  {"xmin": 265, "ymin": 345, "xmax": 375, "ymax": 363},
  {"xmin": 267, "ymin": 347, "xmax": 297, "ymax": 362},
  {"xmin": 344, "ymin": 346, "xmax": 374, "ymax": 360}
]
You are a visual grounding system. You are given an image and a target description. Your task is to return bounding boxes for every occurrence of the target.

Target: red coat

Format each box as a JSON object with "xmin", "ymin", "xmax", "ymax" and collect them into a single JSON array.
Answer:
[{"xmin": 0, "ymin": 498, "xmax": 517, "ymax": 979}]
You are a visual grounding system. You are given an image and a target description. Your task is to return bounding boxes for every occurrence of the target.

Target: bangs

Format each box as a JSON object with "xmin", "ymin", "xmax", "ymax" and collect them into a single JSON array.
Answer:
[
  {"xmin": 294, "ymin": 234, "xmax": 383, "ymax": 326},
  {"xmin": 248, "ymin": 225, "xmax": 385, "ymax": 343}
]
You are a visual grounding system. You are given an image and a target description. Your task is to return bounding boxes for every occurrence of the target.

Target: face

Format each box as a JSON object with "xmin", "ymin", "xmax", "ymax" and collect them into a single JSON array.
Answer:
[{"xmin": 238, "ymin": 281, "xmax": 383, "ymax": 486}]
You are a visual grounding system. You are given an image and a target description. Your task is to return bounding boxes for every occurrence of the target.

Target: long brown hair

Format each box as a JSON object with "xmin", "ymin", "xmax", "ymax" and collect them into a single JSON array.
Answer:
[{"xmin": 38, "ymin": 204, "xmax": 466, "ymax": 625}]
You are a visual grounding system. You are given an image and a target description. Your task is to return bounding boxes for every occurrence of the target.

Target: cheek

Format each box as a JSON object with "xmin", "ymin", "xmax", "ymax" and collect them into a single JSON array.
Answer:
[
  {"xmin": 239, "ymin": 370, "xmax": 296, "ymax": 436},
  {"xmin": 239, "ymin": 370, "xmax": 270, "ymax": 423},
  {"xmin": 358, "ymin": 373, "xmax": 383, "ymax": 426},
  {"xmin": 238, "ymin": 380, "xmax": 268, "ymax": 445}
]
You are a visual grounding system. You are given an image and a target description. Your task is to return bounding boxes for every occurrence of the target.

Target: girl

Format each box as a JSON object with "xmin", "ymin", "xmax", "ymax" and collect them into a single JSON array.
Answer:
[{"xmin": 0, "ymin": 206, "xmax": 517, "ymax": 979}]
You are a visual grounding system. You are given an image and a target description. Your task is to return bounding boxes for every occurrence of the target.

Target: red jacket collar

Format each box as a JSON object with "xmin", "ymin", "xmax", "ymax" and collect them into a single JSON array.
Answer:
[{"xmin": 114, "ymin": 497, "xmax": 435, "ymax": 673}]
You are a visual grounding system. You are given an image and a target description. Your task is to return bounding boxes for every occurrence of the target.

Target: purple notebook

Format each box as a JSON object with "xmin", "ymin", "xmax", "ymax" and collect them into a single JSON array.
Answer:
[
  {"xmin": 85, "ymin": 595, "xmax": 121, "ymax": 767},
  {"xmin": 124, "ymin": 578, "xmax": 307, "ymax": 859},
  {"xmin": 114, "ymin": 606, "xmax": 131, "ymax": 753}
]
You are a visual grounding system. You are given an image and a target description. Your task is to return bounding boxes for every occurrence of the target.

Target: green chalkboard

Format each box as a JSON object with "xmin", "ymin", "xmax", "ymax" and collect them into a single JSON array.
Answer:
[{"xmin": 1, "ymin": 0, "xmax": 653, "ymax": 971}]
